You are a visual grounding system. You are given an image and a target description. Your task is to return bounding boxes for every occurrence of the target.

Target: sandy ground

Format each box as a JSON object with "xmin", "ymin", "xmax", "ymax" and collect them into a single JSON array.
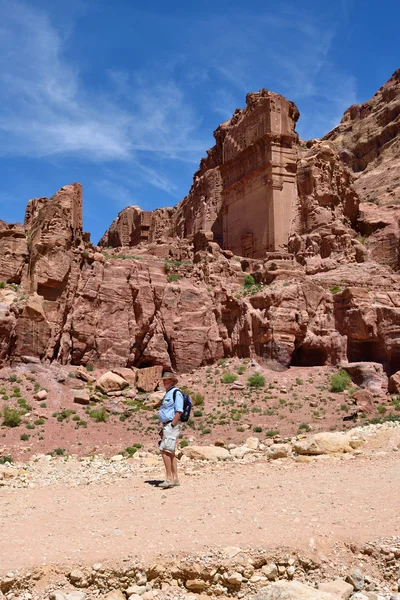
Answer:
[{"xmin": 1, "ymin": 451, "xmax": 399, "ymax": 574}]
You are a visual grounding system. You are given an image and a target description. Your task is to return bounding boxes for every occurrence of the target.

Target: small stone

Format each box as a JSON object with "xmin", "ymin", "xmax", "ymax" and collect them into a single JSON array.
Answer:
[
  {"xmin": 346, "ymin": 568, "xmax": 365, "ymax": 591},
  {"xmin": 224, "ymin": 572, "xmax": 243, "ymax": 586},
  {"xmin": 262, "ymin": 563, "xmax": 278, "ymax": 580},
  {"xmin": 104, "ymin": 592, "xmax": 125, "ymax": 600},
  {"xmin": 185, "ymin": 579, "xmax": 207, "ymax": 591},
  {"xmin": 49, "ymin": 593, "xmax": 67, "ymax": 600},
  {"xmin": 126, "ymin": 586, "xmax": 146, "ymax": 596},
  {"xmin": 66, "ymin": 593, "xmax": 86, "ymax": 600}
]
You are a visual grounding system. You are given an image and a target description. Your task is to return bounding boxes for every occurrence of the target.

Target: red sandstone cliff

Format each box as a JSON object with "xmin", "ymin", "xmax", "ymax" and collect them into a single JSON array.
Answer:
[{"xmin": 1, "ymin": 71, "xmax": 400, "ymax": 374}]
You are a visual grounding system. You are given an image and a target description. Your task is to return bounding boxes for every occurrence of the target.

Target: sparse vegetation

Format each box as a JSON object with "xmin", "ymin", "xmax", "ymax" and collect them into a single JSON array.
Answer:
[
  {"xmin": 330, "ymin": 369, "xmax": 352, "ymax": 393},
  {"xmin": 248, "ymin": 373, "xmax": 265, "ymax": 388},
  {"xmin": 0, "ymin": 281, "xmax": 6, "ymax": 289},
  {"xmin": 2, "ymin": 406, "xmax": 21, "ymax": 428},
  {"xmin": 167, "ymin": 273, "xmax": 180, "ymax": 283},
  {"xmin": 330, "ymin": 285, "xmax": 341, "ymax": 294},
  {"xmin": 89, "ymin": 406, "xmax": 108, "ymax": 422},
  {"xmin": 221, "ymin": 372, "xmax": 238, "ymax": 384}
]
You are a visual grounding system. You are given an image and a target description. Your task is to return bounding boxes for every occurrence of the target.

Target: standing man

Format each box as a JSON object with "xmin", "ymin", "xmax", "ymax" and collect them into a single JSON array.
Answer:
[{"xmin": 158, "ymin": 372, "xmax": 183, "ymax": 489}]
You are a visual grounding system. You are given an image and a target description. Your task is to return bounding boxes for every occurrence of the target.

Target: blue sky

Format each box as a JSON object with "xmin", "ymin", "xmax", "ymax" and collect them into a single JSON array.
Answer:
[{"xmin": 0, "ymin": 0, "xmax": 399, "ymax": 243}]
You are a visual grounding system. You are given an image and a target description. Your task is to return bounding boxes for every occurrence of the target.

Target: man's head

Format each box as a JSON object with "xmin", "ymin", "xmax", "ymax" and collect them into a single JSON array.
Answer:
[{"xmin": 162, "ymin": 371, "xmax": 177, "ymax": 390}]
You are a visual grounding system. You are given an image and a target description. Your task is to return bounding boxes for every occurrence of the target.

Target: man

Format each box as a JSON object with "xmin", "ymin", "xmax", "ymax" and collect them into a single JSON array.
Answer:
[{"xmin": 158, "ymin": 371, "xmax": 183, "ymax": 489}]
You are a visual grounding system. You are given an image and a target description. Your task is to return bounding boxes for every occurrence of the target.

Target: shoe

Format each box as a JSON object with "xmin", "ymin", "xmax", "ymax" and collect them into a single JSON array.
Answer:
[
  {"xmin": 158, "ymin": 480, "xmax": 174, "ymax": 489},
  {"xmin": 171, "ymin": 481, "xmax": 180, "ymax": 486}
]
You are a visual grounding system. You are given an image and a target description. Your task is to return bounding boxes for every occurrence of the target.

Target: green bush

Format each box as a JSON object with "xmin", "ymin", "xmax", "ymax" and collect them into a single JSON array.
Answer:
[
  {"xmin": 297, "ymin": 422, "xmax": 311, "ymax": 433},
  {"xmin": 194, "ymin": 410, "xmax": 203, "ymax": 417},
  {"xmin": 180, "ymin": 439, "xmax": 189, "ymax": 449},
  {"xmin": 235, "ymin": 364, "xmax": 246, "ymax": 374},
  {"xmin": 266, "ymin": 429, "xmax": 280, "ymax": 437},
  {"xmin": 20, "ymin": 433, "xmax": 30, "ymax": 441},
  {"xmin": 221, "ymin": 372, "xmax": 238, "ymax": 384},
  {"xmin": 89, "ymin": 406, "xmax": 108, "ymax": 422},
  {"xmin": 86, "ymin": 364, "xmax": 94, "ymax": 372},
  {"xmin": 9, "ymin": 375, "xmax": 17, "ymax": 382},
  {"xmin": 244, "ymin": 274, "xmax": 255, "ymax": 288},
  {"xmin": 167, "ymin": 273, "xmax": 180, "ymax": 283},
  {"xmin": 2, "ymin": 407, "xmax": 21, "ymax": 427},
  {"xmin": 54, "ymin": 448, "xmax": 66, "ymax": 456},
  {"xmin": 253, "ymin": 426, "xmax": 262, "ymax": 433},
  {"xmin": 124, "ymin": 446, "xmax": 137, "ymax": 457},
  {"xmin": 0, "ymin": 456, "xmax": 13, "ymax": 464},
  {"xmin": 330, "ymin": 285, "xmax": 341, "ymax": 294},
  {"xmin": 330, "ymin": 369, "xmax": 352, "ymax": 393},
  {"xmin": 0, "ymin": 281, "xmax": 6, "ymax": 289},
  {"xmin": 191, "ymin": 392, "xmax": 204, "ymax": 406},
  {"xmin": 247, "ymin": 373, "xmax": 265, "ymax": 388}
]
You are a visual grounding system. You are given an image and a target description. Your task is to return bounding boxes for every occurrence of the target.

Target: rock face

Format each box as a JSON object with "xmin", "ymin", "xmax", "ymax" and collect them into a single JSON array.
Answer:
[
  {"xmin": 0, "ymin": 222, "xmax": 28, "ymax": 283},
  {"xmin": 324, "ymin": 68, "xmax": 400, "ymax": 207},
  {"xmin": 1, "ymin": 71, "xmax": 400, "ymax": 376},
  {"xmin": 100, "ymin": 90, "xmax": 300, "ymax": 258}
]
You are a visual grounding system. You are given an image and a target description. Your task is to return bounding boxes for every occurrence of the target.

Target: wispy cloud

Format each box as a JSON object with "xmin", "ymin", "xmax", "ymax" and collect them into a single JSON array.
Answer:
[
  {"xmin": 0, "ymin": 0, "xmax": 206, "ymax": 166},
  {"xmin": 202, "ymin": 7, "xmax": 357, "ymax": 138}
]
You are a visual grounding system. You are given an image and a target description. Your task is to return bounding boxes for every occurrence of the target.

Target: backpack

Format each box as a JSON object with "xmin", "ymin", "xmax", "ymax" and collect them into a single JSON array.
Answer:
[{"xmin": 173, "ymin": 388, "xmax": 192, "ymax": 422}]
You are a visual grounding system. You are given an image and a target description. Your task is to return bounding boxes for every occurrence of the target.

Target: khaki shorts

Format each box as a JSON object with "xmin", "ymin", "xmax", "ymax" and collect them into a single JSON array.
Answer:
[{"xmin": 159, "ymin": 422, "xmax": 181, "ymax": 453}]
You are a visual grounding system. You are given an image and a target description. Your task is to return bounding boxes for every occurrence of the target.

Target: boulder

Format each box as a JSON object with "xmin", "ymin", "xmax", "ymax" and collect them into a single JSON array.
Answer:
[
  {"xmin": 112, "ymin": 367, "xmax": 137, "ymax": 387},
  {"xmin": 246, "ymin": 436, "xmax": 259, "ymax": 450},
  {"xmin": 388, "ymin": 370, "xmax": 400, "ymax": 394},
  {"xmin": 72, "ymin": 389, "xmax": 90, "ymax": 405},
  {"xmin": 254, "ymin": 580, "xmax": 341, "ymax": 600},
  {"xmin": 136, "ymin": 366, "xmax": 163, "ymax": 392},
  {"xmin": 268, "ymin": 444, "xmax": 290, "ymax": 460},
  {"xmin": 352, "ymin": 389, "xmax": 375, "ymax": 413},
  {"xmin": 34, "ymin": 390, "xmax": 48, "ymax": 401},
  {"xmin": 230, "ymin": 446, "xmax": 255, "ymax": 459},
  {"xmin": 318, "ymin": 579, "xmax": 354, "ymax": 599},
  {"xmin": 293, "ymin": 432, "xmax": 352, "ymax": 455},
  {"xmin": 183, "ymin": 445, "xmax": 231, "ymax": 461},
  {"xmin": 143, "ymin": 391, "xmax": 164, "ymax": 409},
  {"xmin": 75, "ymin": 366, "xmax": 95, "ymax": 383},
  {"xmin": 340, "ymin": 362, "xmax": 388, "ymax": 394},
  {"xmin": 95, "ymin": 371, "xmax": 129, "ymax": 394}
]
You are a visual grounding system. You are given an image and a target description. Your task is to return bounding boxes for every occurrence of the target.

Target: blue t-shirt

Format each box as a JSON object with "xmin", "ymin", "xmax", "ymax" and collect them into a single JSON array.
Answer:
[{"xmin": 159, "ymin": 387, "xmax": 184, "ymax": 423}]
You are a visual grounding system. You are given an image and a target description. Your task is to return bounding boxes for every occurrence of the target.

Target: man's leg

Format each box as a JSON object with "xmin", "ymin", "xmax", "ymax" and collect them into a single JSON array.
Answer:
[
  {"xmin": 171, "ymin": 453, "xmax": 179, "ymax": 483},
  {"xmin": 161, "ymin": 451, "xmax": 173, "ymax": 481}
]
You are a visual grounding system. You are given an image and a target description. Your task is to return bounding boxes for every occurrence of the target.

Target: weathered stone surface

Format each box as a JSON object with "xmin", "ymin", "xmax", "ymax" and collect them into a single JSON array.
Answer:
[
  {"xmin": 95, "ymin": 372, "xmax": 129, "ymax": 394},
  {"xmin": 135, "ymin": 366, "xmax": 163, "ymax": 392},
  {"xmin": 388, "ymin": 370, "xmax": 400, "ymax": 394},
  {"xmin": 183, "ymin": 446, "xmax": 231, "ymax": 461},
  {"xmin": 72, "ymin": 389, "xmax": 90, "ymax": 405},
  {"xmin": 112, "ymin": 367, "xmax": 137, "ymax": 386},
  {"xmin": 144, "ymin": 391, "xmax": 164, "ymax": 409},
  {"xmin": 339, "ymin": 362, "xmax": 388, "ymax": 394},
  {"xmin": 293, "ymin": 432, "xmax": 352, "ymax": 455},
  {"xmin": 100, "ymin": 90, "xmax": 300, "ymax": 257},
  {"xmin": 267, "ymin": 444, "xmax": 290, "ymax": 460},
  {"xmin": 318, "ymin": 579, "xmax": 354, "ymax": 599},
  {"xmin": 255, "ymin": 580, "xmax": 341, "ymax": 599},
  {"xmin": 0, "ymin": 222, "xmax": 28, "ymax": 283},
  {"xmin": 324, "ymin": 68, "xmax": 400, "ymax": 208}
]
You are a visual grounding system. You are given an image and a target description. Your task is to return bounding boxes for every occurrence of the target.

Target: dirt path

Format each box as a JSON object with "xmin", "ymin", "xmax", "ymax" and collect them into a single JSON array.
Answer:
[{"xmin": 1, "ymin": 453, "xmax": 400, "ymax": 573}]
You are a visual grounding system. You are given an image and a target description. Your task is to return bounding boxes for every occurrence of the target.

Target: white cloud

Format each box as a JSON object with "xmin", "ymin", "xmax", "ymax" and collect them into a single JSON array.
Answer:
[
  {"xmin": 204, "ymin": 8, "xmax": 357, "ymax": 138},
  {"xmin": 0, "ymin": 0, "xmax": 206, "ymax": 166}
]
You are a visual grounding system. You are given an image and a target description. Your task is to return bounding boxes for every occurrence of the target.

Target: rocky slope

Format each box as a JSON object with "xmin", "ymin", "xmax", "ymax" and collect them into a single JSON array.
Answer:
[
  {"xmin": 0, "ymin": 70, "xmax": 399, "ymax": 375},
  {"xmin": 324, "ymin": 68, "xmax": 400, "ymax": 207}
]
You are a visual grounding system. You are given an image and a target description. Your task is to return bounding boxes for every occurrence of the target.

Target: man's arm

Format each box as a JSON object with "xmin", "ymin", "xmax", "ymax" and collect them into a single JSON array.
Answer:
[{"xmin": 172, "ymin": 390, "xmax": 184, "ymax": 426}]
